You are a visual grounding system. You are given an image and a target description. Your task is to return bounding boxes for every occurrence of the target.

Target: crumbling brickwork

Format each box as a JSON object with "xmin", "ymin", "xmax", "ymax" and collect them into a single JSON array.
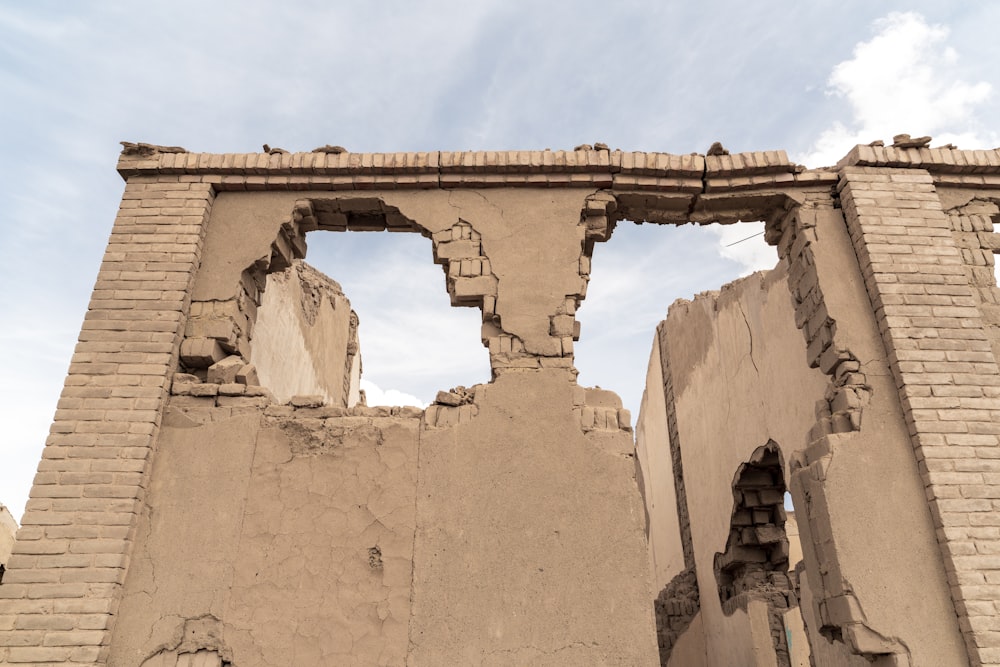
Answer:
[{"xmin": 2, "ymin": 142, "xmax": 1000, "ymax": 666}]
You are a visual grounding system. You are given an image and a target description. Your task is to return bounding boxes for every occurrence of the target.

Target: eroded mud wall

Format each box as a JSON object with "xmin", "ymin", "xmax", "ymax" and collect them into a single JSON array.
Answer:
[
  {"xmin": 108, "ymin": 406, "xmax": 420, "ymax": 666},
  {"xmin": 7, "ymin": 146, "xmax": 998, "ymax": 666},
  {"xmin": 409, "ymin": 370, "xmax": 657, "ymax": 664},
  {"xmin": 110, "ymin": 185, "xmax": 660, "ymax": 666},
  {"xmin": 655, "ymin": 264, "xmax": 827, "ymax": 666},
  {"xmin": 253, "ymin": 261, "xmax": 359, "ymax": 405},
  {"xmin": 636, "ymin": 342, "xmax": 685, "ymax": 591},
  {"xmin": 645, "ymin": 193, "xmax": 970, "ymax": 665}
]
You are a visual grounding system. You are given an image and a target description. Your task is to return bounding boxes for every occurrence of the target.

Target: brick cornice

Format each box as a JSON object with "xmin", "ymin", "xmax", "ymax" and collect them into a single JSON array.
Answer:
[{"xmin": 116, "ymin": 147, "xmax": 842, "ymax": 194}]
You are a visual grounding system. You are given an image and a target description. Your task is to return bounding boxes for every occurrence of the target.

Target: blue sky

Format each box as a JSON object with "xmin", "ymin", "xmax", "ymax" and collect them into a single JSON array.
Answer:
[{"xmin": 2, "ymin": 2, "xmax": 998, "ymax": 521}]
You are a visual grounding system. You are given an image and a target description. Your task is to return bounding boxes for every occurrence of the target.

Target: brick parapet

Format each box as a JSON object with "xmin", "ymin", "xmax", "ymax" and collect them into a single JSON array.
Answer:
[
  {"xmin": 116, "ymin": 145, "xmax": 1000, "ymax": 195},
  {"xmin": 0, "ymin": 177, "xmax": 215, "ymax": 666},
  {"xmin": 839, "ymin": 167, "xmax": 1000, "ymax": 666},
  {"xmin": 116, "ymin": 147, "xmax": 829, "ymax": 195},
  {"xmin": 840, "ymin": 144, "xmax": 1000, "ymax": 173}
]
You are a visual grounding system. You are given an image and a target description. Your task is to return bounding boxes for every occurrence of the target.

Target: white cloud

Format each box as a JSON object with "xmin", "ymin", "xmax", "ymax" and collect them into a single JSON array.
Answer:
[
  {"xmin": 360, "ymin": 379, "xmax": 427, "ymax": 409},
  {"xmin": 799, "ymin": 12, "xmax": 993, "ymax": 167},
  {"xmin": 709, "ymin": 222, "xmax": 774, "ymax": 277}
]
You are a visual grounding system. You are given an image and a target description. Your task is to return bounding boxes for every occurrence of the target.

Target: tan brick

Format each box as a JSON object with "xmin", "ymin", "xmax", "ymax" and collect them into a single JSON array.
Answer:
[
  {"xmin": 5, "ymin": 646, "xmax": 73, "ymax": 662},
  {"xmin": 42, "ymin": 630, "xmax": 106, "ymax": 646}
]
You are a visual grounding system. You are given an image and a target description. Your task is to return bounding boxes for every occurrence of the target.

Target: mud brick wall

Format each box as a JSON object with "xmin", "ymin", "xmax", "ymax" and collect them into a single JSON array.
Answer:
[
  {"xmin": 3, "ymin": 143, "xmax": 1000, "ymax": 666},
  {"xmin": 0, "ymin": 178, "xmax": 215, "ymax": 664},
  {"xmin": 840, "ymin": 167, "xmax": 1000, "ymax": 666}
]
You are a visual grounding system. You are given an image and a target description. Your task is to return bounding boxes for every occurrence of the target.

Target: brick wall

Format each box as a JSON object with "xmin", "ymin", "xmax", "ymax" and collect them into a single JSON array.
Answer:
[
  {"xmin": 839, "ymin": 167, "xmax": 1000, "ymax": 666},
  {"xmin": 0, "ymin": 177, "xmax": 214, "ymax": 665}
]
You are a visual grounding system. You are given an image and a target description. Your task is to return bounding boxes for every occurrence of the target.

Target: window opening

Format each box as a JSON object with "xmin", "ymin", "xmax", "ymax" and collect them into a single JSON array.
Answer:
[
  {"xmin": 302, "ymin": 229, "xmax": 490, "ymax": 407},
  {"xmin": 576, "ymin": 220, "xmax": 772, "ymax": 420}
]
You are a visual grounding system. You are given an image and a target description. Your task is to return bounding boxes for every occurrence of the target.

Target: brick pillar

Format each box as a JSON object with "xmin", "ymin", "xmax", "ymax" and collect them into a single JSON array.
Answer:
[
  {"xmin": 0, "ymin": 177, "xmax": 214, "ymax": 665},
  {"xmin": 839, "ymin": 166, "xmax": 1000, "ymax": 667}
]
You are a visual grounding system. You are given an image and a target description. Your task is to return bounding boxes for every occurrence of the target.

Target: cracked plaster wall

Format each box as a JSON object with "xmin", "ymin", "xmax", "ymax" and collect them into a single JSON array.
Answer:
[
  {"xmin": 409, "ymin": 370, "xmax": 658, "ymax": 665},
  {"xmin": 643, "ymin": 199, "xmax": 969, "ymax": 665},
  {"xmin": 108, "ymin": 408, "xmax": 420, "ymax": 666},
  {"xmin": 112, "ymin": 186, "xmax": 659, "ymax": 666},
  {"xmin": 654, "ymin": 263, "xmax": 825, "ymax": 666}
]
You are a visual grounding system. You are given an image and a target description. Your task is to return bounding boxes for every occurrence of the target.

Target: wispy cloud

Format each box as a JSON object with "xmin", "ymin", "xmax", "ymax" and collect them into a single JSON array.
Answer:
[{"xmin": 710, "ymin": 11, "xmax": 997, "ymax": 279}]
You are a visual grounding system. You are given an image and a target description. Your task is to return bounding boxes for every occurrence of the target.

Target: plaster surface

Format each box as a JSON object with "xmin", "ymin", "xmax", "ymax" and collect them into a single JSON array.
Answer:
[
  {"xmin": 109, "ymin": 409, "xmax": 420, "ymax": 666},
  {"xmin": 253, "ymin": 261, "xmax": 359, "ymax": 405},
  {"xmin": 409, "ymin": 370, "xmax": 658, "ymax": 664},
  {"xmin": 5, "ymin": 144, "xmax": 1000, "ymax": 667}
]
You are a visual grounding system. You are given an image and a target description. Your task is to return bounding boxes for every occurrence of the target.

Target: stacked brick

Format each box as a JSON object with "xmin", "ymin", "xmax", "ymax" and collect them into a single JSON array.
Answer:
[
  {"xmin": 117, "ymin": 147, "xmax": 829, "ymax": 196},
  {"xmin": 432, "ymin": 222, "xmax": 496, "ymax": 309},
  {"xmin": 652, "ymin": 568, "xmax": 699, "ymax": 665},
  {"xmin": 839, "ymin": 167, "xmax": 1000, "ymax": 666},
  {"xmin": 0, "ymin": 177, "xmax": 215, "ymax": 664}
]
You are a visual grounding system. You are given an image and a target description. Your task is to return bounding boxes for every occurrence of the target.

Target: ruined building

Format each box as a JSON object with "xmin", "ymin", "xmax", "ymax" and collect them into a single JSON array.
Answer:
[{"xmin": 1, "ymin": 139, "xmax": 999, "ymax": 666}]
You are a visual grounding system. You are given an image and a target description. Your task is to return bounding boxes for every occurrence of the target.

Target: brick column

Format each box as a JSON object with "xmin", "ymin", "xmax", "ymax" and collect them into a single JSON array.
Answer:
[
  {"xmin": 0, "ymin": 177, "xmax": 214, "ymax": 665},
  {"xmin": 839, "ymin": 166, "xmax": 1000, "ymax": 667}
]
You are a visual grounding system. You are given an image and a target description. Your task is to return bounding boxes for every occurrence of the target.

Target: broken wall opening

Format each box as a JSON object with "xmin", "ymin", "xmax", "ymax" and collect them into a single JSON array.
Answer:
[
  {"xmin": 714, "ymin": 441, "xmax": 795, "ymax": 667},
  {"xmin": 577, "ymin": 219, "xmax": 773, "ymax": 420},
  {"xmin": 304, "ymin": 229, "xmax": 490, "ymax": 406},
  {"xmin": 715, "ymin": 443, "xmax": 791, "ymax": 608},
  {"xmin": 179, "ymin": 196, "xmax": 491, "ymax": 408}
]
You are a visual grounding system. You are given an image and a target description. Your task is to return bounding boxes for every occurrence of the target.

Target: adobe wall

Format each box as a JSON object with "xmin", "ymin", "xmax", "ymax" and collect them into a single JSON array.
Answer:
[
  {"xmin": 644, "ymin": 254, "xmax": 966, "ymax": 665},
  {"xmin": 0, "ymin": 505, "xmax": 16, "ymax": 580},
  {"xmin": 656, "ymin": 266, "xmax": 828, "ymax": 666},
  {"xmin": 252, "ymin": 261, "xmax": 361, "ymax": 405},
  {"xmin": 2, "ymin": 143, "xmax": 1000, "ymax": 666},
  {"xmin": 108, "ymin": 406, "xmax": 422, "ymax": 666},
  {"xmin": 107, "ymin": 179, "xmax": 658, "ymax": 665}
]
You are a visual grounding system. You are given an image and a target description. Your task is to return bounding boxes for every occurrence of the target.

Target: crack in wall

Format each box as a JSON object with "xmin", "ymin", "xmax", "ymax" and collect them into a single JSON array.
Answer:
[{"xmin": 736, "ymin": 300, "xmax": 761, "ymax": 375}]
